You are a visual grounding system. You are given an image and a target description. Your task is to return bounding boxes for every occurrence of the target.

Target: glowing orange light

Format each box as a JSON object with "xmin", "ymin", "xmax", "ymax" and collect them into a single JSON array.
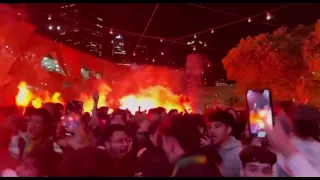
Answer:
[
  {"xmin": 16, "ymin": 82, "xmax": 33, "ymax": 107},
  {"xmin": 15, "ymin": 81, "xmax": 192, "ymax": 115}
]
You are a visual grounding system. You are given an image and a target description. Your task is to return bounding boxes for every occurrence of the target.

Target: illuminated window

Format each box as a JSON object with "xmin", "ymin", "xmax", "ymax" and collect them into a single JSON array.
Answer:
[{"xmin": 41, "ymin": 55, "xmax": 66, "ymax": 76}]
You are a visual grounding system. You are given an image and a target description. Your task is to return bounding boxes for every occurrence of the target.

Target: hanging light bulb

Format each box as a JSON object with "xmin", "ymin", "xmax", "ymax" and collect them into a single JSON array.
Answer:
[
  {"xmin": 194, "ymin": 34, "xmax": 197, "ymax": 39},
  {"xmin": 48, "ymin": 15, "xmax": 52, "ymax": 20},
  {"xmin": 248, "ymin": 17, "xmax": 251, "ymax": 23},
  {"xmin": 161, "ymin": 51, "xmax": 164, "ymax": 56},
  {"xmin": 160, "ymin": 38, "xmax": 163, "ymax": 42},
  {"xmin": 266, "ymin": 13, "xmax": 271, "ymax": 21},
  {"xmin": 133, "ymin": 52, "xmax": 136, "ymax": 56},
  {"xmin": 109, "ymin": 29, "xmax": 113, "ymax": 34},
  {"xmin": 204, "ymin": 43, "xmax": 207, "ymax": 47},
  {"xmin": 48, "ymin": 25, "xmax": 53, "ymax": 30},
  {"xmin": 193, "ymin": 46, "xmax": 196, "ymax": 51},
  {"xmin": 211, "ymin": 29, "xmax": 214, "ymax": 34},
  {"xmin": 152, "ymin": 58, "xmax": 155, "ymax": 62}
]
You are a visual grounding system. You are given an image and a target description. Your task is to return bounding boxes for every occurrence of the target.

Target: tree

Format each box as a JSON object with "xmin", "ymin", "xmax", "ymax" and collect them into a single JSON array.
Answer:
[{"xmin": 223, "ymin": 24, "xmax": 314, "ymax": 101}]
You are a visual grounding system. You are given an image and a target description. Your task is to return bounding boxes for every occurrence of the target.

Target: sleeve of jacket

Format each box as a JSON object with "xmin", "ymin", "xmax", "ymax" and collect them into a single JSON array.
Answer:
[{"xmin": 286, "ymin": 152, "xmax": 320, "ymax": 177}]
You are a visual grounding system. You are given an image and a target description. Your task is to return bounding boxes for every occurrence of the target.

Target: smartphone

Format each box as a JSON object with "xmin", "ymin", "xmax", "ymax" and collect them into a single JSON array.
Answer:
[
  {"xmin": 65, "ymin": 100, "xmax": 83, "ymax": 115},
  {"xmin": 246, "ymin": 89, "xmax": 274, "ymax": 138}
]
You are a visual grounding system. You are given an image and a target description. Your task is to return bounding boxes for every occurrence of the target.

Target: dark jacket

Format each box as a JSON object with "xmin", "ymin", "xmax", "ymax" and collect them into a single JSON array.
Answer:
[
  {"xmin": 138, "ymin": 144, "xmax": 173, "ymax": 177},
  {"xmin": 119, "ymin": 154, "xmax": 138, "ymax": 176}
]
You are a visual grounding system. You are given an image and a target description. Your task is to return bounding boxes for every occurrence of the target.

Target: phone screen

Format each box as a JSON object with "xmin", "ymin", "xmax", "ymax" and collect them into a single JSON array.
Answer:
[
  {"xmin": 65, "ymin": 100, "xmax": 83, "ymax": 115},
  {"xmin": 246, "ymin": 89, "xmax": 274, "ymax": 138}
]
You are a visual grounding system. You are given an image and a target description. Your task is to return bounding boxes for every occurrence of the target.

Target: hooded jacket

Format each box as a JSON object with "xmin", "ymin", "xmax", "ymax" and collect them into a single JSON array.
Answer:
[{"xmin": 217, "ymin": 136, "xmax": 243, "ymax": 177}]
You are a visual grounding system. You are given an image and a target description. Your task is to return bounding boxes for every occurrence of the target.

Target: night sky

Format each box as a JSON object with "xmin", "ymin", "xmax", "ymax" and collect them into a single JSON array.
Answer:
[{"xmin": 25, "ymin": 3, "xmax": 320, "ymax": 81}]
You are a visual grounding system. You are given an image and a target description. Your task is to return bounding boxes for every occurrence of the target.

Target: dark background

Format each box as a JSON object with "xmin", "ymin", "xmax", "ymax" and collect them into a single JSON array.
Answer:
[{"xmin": 22, "ymin": 3, "xmax": 320, "ymax": 85}]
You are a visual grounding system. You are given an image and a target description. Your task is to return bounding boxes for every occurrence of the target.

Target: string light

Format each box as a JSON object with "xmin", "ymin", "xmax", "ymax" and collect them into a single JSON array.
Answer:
[
  {"xmin": 266, "ymin": 12, "xmax": 271, "ymax": 21},
  {"xmin": 25, "ymin": 5, "xmax": 291, "ymax": 61},
  {"xmin": 57, "ymin": 26, "xmax": 61, "ymax": 30},
  {"xmin": 193, "ymin": 46, "xmax": 196, "ymax": 51},
  {"xmin": 133, "ymin": 52, "xmax": 136, "ymax": 56},
  {"xmin": 204, "ymin": 42, "xmax": 207, "ymax": 47},
  {"xmin": 194, "ymin": 34, "xmax": 197, "ymax": 39},
  {"xmin": 161, "ymin": 51, "xmax": 164, "ymax": 56},
  {"xmin": 17, "ymin": 12, "xmax": 20, "ymax": 16},
  {"xmin": 152, "ymin": 58, "xmax": 155, "ymax": 62}
]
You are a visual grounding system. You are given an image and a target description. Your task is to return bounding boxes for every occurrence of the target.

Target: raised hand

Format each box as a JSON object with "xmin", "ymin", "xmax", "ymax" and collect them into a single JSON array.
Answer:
[
  {"xmin": 200, "ymin": 134, "xmax": 211, "ymax": 147},
  {"xmin": 92, "ymin": 90, "xmax": 99, "ymax": 103}
]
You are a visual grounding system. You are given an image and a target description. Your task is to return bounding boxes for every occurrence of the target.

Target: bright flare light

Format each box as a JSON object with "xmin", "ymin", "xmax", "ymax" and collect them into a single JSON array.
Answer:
[
  {"xmin": 266, "ymin": 13, "xmax": 271, "ymax": 21},
  {"xmin": 15, "ymin": 82, "xmax": 63, "ymax": 108},
  {"xmin": 15, "ymin": 81, "xmax": 192, "ymax": 115}
]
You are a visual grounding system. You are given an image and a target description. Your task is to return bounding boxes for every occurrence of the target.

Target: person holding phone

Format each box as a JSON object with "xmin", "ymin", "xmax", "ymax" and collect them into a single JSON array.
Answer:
[{"xmin": 207, "ymin": 109, "xmax": 243, "ymax": 177}]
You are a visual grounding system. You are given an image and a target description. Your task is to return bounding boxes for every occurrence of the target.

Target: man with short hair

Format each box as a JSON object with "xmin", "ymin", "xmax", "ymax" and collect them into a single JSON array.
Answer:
[
  {"xmin": 159, "ymin": 115, "xmax": 221, "ymax": 177},
  {"xmin": 239, "ymin": 145, "xmax": 277, "ymax": 177},
  {"xmin": 102, "ymin": 125, "xmax": 136, "ymax": 176},
  {"xmin": 24, "ymin": 108, "xmax": 55, "ymax": 154},
  {"xmin": 208, "ymin": 109, "xmax": 242, "ymax": 177}
]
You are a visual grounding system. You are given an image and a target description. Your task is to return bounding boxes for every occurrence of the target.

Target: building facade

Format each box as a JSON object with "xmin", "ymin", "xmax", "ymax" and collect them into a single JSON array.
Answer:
[{"xmin": 58, "ymin": 3, "xmax": 104, "ymax": 58}]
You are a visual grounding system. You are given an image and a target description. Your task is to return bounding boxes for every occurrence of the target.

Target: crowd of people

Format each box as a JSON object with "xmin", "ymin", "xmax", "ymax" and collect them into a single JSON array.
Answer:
[{"xmin": 0, "ymin": 92, "xmax": 320, "ymax": 177}]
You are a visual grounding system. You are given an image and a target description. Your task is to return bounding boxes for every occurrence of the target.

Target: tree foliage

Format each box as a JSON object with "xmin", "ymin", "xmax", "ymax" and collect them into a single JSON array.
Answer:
[{"xmin": 223, "ymin": 22, "xmax": 319, "ymax": 102}]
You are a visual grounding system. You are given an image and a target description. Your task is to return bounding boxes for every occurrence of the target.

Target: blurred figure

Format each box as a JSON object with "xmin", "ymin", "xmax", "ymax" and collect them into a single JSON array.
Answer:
[
  {"xmin": 109, "ymin": 109, "xmax": 127, "ymax": 126},
  {"xmin": 25, "ymin": 108, "xmax": 54, "ymax": 153},
  {"xmin": 16, "ymin": 147, "xmax": 62, "ymax": 177},
  {"xmin": 239, "ymin": 145, "xmax": 277, "ymax": 177},
  {"xmin": 189, "ymin": 114, "xmax": 207, "ymax": 136},
  {"xmin": 137, "ymin": 120, "xmax": 172, "ymax": 177},
  {"xmin": 148, "ymin": 108, "xmax": 163, "ymax": 122},
  {"xmin": 8, "ymin": 117, "xmax": 28, "ymax": 161},
  {"xmin": 57, "ymin": 147, "xmax": 120, "ymax": 176},
  {"xmin": 168, "ymin": 109, "xmax": 179, "ymax": 116},
  {"xmin": 157, "ymin": 107, "xmax": 167, "ymax": 121},
  {"xmin": 240, "ymin": 123, "xmax": 252, "ymax": 146},
  {"xmin": 43, "ymin": 103, "xmax": 63, "ymax": 123},
  {"xmin": 133, "ymin": 114, "xmax": 150, "ymax": 149},
  {"xmin": 159, "ymin": 115, "xmax": 222, "ymax": 177},
  {"xmin": 0, "ymin": 114, "xmax": 18, "ymax": 175},
  {"xmin": 276, "ymin": 104, "xmax": 320, "ymax": 176},
  {"xmin": 264, "ymin": 108, "xmax": 320, "ymax": 177},
  {"xmin": 102, "ymin": 125, "xmax": 137, "ymax": 176},
  {"xmin": 207, "ymin": 109, "xmax": 242, "ymax": 177}
]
